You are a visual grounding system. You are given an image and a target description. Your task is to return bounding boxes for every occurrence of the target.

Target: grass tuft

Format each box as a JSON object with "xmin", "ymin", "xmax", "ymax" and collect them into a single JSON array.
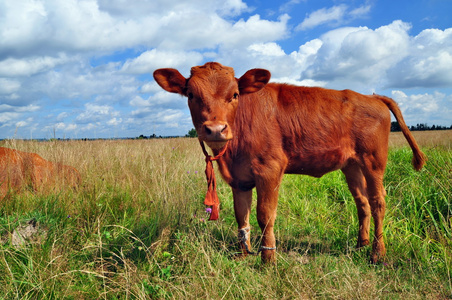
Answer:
[{"xmin": 0, "ymin": 132, "xmax": 451, "ymax": 298}]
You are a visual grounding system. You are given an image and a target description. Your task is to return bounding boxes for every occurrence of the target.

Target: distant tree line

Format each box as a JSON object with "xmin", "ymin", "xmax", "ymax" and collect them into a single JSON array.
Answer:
[
  {"xmin": 136, "ymin": 124, "xmax": 451, "ymax": 139},
  {"xmin": 391, "ymin": 122, "xmax": 452, "ymax": 132},
  {"xmin": 135, "ymin": 129, "xmax": 198, "ymax": 139},
  {"xmin": 136, "ymin": 134, "xmax": 160, "ymax": 139}
]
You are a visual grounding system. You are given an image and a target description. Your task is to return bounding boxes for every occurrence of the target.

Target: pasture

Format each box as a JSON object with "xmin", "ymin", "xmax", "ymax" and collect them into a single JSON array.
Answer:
[{"xmin": 0, "ymin": 131, "xmax": 451, "ymax": 299}]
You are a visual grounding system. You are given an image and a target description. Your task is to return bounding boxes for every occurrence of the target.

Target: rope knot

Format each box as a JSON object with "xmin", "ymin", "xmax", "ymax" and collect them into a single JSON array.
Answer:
[{"xmin": 199, "ymin": 140, "xmax": 228, "ymax": 221}]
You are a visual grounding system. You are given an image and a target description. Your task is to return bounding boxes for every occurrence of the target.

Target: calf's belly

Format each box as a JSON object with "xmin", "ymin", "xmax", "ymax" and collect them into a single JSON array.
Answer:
[{"xmin": 285, "ymin": 148, "xmax": 352, "ymax": 177}]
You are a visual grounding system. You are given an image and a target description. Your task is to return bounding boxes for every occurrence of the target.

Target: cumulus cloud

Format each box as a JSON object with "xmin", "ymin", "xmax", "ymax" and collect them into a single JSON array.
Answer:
[
  {"xmin": 0, "ymin": 0, "xmax": 450, "ymax": 138},
  {"xmin": 76, "ymin": 103, "xmax": 119, "ymax": 124},
  {"xmin": 0, "ymin": 112, "xmax": 20, "ymax": 125},
  {"xmin": 0, "ymin": 104, "xmax": 40, "ymax": 137},
  {"xmin": 0, "ymin": 55, "xmax": 68, "ymax": 77},
  {"xmin": 387, "ymin": 28, "xmax": 452, "ymax": 88},
  {"xmin": 0, "ymin": 0, "xmax": 248, "ymax": 57},
  {"xmin": 392, "ymin": 90, "xmax": 452, "ymax": 125},
  {"xmin": 299, "ymin": 21, "xmax": 412, "ymax": 89},
  {"xmin": 247, "ymin": 43, "xmax": 286, "ymax": 57},
  {"xmin": 107, "ymin": 118, "xmax": 122, "ymax": 126},
  {"xmin": 127, "ymin": 108, "xmax": 192, "ymax": 136},
  {"xmin": 0, "ymin": 79, "xmax": 21, "ymax": 94},
  {"xmin": 42, "ymin": 121, "xmax": 78, "ymax": 137},
  {"xmin": 121, "ymin": 49, "xmax": 204, "ymax": 74},
  {"xmin": 130, "ymin": 91, "xmax": 185, "ymax": 115}
]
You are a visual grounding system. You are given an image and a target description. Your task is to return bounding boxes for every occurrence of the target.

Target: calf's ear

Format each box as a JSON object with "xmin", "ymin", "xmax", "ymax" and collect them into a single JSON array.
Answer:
[
  {"xmin": 153, "ymin": 68, "xmax": 187, "ymax": 95},
  {"xmin": 238, "ymin": 68, "xmax": 271, "ymax": 95}
]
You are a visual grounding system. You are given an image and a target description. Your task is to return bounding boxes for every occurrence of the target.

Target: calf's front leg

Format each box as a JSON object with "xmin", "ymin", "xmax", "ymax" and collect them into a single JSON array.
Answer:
[
  {"xmin": 255, "ymin": 177, "xmax": 281, "ymax": 263},
  {"xmin": 233, "ymin": 188, "xmax": 253, "ymax": 256}
]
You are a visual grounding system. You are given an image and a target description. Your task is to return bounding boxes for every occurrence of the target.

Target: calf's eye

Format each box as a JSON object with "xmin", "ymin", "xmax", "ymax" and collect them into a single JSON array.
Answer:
[{"xmin": 228, "ymin": 92, "xmax": 239, "ymax": 102}]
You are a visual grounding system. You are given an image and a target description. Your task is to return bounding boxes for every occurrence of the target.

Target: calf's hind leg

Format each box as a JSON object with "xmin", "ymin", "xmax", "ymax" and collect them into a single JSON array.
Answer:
[
  {"xmin": 342, "ymin": 163, "xmax": 371, "ymax": 248},
  {"xmin": 364, "ymin": 170, "xmax": 387, "ymax": 263},
  {"xmin": 362, "ymin": 152, "xmax": 388, "ymax": 263}
]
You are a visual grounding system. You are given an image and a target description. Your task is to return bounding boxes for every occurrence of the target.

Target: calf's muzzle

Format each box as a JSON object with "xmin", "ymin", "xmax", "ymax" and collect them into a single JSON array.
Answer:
[
  {"xmin": 203, "ymin": 122, "xmax": 229, "ymax": 139},
  {"xmin": 201, "ymin": 121, "xmax": 232, "ymax": 149}
]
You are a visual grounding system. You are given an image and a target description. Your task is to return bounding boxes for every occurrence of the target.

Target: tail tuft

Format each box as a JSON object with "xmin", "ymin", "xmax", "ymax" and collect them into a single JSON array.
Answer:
[{"xmin": 412, "ymin": 151, "xmax": 427, "ymax": 171}]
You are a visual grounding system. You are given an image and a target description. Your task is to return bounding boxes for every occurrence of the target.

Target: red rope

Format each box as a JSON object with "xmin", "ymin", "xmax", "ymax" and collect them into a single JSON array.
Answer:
[{"xmin": 199, "ymin": 140, "xmax": 228, "ymax": 220}]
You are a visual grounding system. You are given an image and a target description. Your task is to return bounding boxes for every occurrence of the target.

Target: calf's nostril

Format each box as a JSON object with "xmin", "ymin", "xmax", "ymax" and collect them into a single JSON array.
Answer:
[
  {"xmin": 221, "ymin": 124, "xmax": 227, "ymax": 133},
  {"xmin": 205, "ymin": 126, "xmax": 212, "ymax": 135}
]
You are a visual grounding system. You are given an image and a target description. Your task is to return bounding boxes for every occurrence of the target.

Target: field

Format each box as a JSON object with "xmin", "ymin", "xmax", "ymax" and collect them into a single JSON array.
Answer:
[{"xmin": 0, "ymin": 130, "xmax": 451, "ymax": 299}]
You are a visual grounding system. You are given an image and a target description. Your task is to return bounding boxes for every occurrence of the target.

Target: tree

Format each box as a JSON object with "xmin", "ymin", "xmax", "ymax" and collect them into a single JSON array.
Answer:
[
  {"xmin": 186, "ymin": 128, "xmax": 198, "ymax": 138},
  {"xmin": 390, "ymin": 121, "xmax": 401, "ymax": 132}
]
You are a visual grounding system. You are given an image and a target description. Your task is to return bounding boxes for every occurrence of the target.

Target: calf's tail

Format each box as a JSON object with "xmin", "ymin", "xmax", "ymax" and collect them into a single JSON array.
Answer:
[{"xmin": 377, "ymin": 95, "xmax": 427, "ymax": 171}]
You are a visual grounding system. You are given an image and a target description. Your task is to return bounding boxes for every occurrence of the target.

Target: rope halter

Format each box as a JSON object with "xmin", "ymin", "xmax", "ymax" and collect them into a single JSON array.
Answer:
[{"xmin": 199, "ymin": 139, "xmax": 228, "ymax": 220}]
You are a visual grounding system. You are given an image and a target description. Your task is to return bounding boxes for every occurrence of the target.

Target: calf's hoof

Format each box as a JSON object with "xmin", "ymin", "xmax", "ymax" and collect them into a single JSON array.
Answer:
[
  {"xmin": 356, "ymin": 238, "xmax": 370, "ymax": 248},
  {"xmin": 261, "ymin": 249, "xmax": 276, "ymax": 264},
  {"xmin": 370, "ymin": 243, "xmax": 386, "ymax": 264}
]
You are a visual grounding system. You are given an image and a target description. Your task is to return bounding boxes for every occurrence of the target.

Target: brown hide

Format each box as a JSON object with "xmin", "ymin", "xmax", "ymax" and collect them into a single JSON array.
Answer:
[
  {"xmin": 0, "ymin": 147, "xmax": 81, "ymax": 197},
  {"xmin": 154, "ymin": 62, "xmax": 426, "ymax": 263}
]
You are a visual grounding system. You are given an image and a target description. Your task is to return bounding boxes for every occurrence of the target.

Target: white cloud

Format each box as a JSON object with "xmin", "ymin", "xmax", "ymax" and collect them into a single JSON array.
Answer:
[
  {"xmin": 121, "ymin": 49, "xmax": 204, "ymax": 74},
  {"xmin": 43, "ymin": 122, "xmax": 78, "ymax": 134},
  {"xmin": 216, "ymin": 0, "xmax": 250, "ymax": 16},
  {"xmin": 56, "ymin": 112, "xmax": 69, "ymax": 121},
  {"xmin": 0, "ymin": 112, "xmax": 19, "ymax": 124},
  {"xmin": 66, "ymin": 124, "xmax": 78, "ymax": 131},
  {"xmin": 98, "ymin": 0, "xmax": 249, "ymax": 18},
  {"xmin": 387, "ymin": 28, "xmax": 452, "ymax": 88},
  {"xmin": 272, "ymin": 77, "xmax": 326, "ymax": 87},
  {"xmin": 247, "ymin": 43, "xmax": 286, "ymax": 57},
  {"xmin": 227, "ymin": 14, "xmax": 290, "ymax": 48},
  {"xmin": 127, "ymin": 108, "xmax": 192, "ymax": 136},
  {"xmin": 15, "ymin": 121, "xmax": 28, "ymax": 127},
  {"xmin": 129, "ymin": 96, "xmax": 150, "ymax": 108},
  {"xmin": 299, "ymin": 21, "xmax": 411, "ymax": 89},
  {"xmin": 0, "ymin": 55, "xmax": 68, "ymax": 77},
  {"xmin": 296, "ymin": 3, "xmax": 372, "ymax": 31},
  {"xmin": 130, "ymin": 92, "xmax": 185, "ymax": 111},
  {"xmin": 296, "ymin": 5, "xmax": 348, "ymax": 30},
  {"xmin": 76, "ymin": 103, "xmax": 119, "ymax": 123},
  {"xmin": 0, "ymin": 0, "xmax": 450, "ymax": 138},
  {"xmin": 153, "ymin": 13, "xmax": 289, "ymax": 51},
  {"xmin": 140, "ymin": 82, "xmax": 163, "ymax": 94},
  {"xmin": 17, "ymin": 104, "xmax": 40, "ymax": 113},
  {"xmin": 392, "ymin": 90, "xmax": 451, "ymax": 126},
  {"xmin": 349, "ymin": 4, "xmax": 372, "ymax": 18},
  {"xmin": 279, "ymin": 0, "xmax": 303, "ymax": 13},
  {"xmin": 0, "ymin": 79, "xmax": 21, "ymax": 94},
  {"xmin": 107, "ymin": 118, "xmax": 122, "ymax": 126},
  {"xmin": 0, "ymin": 104, "xmax": 40, "ymax": 114}
]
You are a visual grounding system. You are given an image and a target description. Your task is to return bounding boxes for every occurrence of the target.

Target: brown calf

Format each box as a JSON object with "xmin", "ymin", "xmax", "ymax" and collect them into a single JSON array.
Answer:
[
  {"xmin": 0, "ymin": 147, "xmax": 81, "ymax": 198},
  {"xmin": 154, "ymin": 62, "xmax": 426, "ymax": 263}
]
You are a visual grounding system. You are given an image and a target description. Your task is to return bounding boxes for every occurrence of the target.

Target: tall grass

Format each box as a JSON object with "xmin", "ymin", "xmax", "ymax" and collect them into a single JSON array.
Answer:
[{"xmin": 0, "ymin": 132, "xmax": 451, "ymax": 299}]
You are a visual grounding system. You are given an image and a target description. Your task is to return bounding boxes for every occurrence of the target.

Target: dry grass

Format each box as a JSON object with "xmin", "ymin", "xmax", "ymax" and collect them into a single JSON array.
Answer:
[
  {"xmin": 0, "ymin": 132, "xmax": 450, "ymax": 299},
  {"xmin": 389, "ymin": 130, "xmax": 452, "ymax": 149}
]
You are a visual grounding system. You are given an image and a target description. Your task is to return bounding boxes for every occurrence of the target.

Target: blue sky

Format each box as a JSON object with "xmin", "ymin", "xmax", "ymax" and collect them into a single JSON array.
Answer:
[{"xmin": 0, "ymin": 0, "xmax": 451, "ymax": 139}]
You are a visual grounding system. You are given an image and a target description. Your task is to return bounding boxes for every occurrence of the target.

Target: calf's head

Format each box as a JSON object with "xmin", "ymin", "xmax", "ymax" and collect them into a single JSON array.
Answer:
[{"xmin": 153, "ymin": 62, "xmax": 270, "ymax": 149}]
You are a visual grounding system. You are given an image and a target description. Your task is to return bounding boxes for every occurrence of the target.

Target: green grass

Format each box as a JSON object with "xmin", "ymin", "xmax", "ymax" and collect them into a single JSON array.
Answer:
[{"xmin": 0, "ymin": 137, "xmax": 451, "ymax": 299}]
